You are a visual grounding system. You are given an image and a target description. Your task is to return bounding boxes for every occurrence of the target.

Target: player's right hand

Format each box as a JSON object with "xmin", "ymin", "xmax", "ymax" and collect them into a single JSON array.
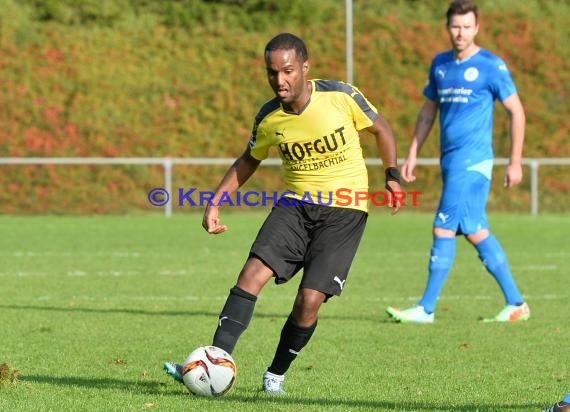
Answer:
[
  {"xmin": 401, "ymin": 156, "xmax": 417, "ymax": 183},
  {"xmin": 504, "ymin": 163, "xmax": 523, "ymax": 188},
  {"xmin": 202, "ymin": 205, "xmax": 228, "ymax": 234}
]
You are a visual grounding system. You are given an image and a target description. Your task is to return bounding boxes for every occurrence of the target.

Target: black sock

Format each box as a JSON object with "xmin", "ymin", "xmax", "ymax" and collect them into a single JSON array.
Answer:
[
  {"xmin": 267, "ymin": 314, "xmax": 317, "ymax": 376},
  {"xmin": 212, "ymin": 286, "xmax": 257, "ymax": 354}
]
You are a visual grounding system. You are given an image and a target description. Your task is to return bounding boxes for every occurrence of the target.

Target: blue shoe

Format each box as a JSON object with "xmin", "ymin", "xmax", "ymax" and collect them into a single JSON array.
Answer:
[{"xmin": 163, "ymin": 362, "xmax": 184, "ymax": 384}]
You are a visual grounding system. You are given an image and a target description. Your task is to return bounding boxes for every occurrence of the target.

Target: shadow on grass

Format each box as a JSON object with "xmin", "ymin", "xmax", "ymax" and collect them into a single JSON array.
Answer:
[
  {"xmin": 18, "ymin": 374, "xmax": 542, "ymax": 411},
  {"xmin": 0, "ymin": 304, "xmax": 381, "ymax": 322},
  {"xmin": 0, "ymin": 303, "xmax": 217, "ymax": 318},
  {"xmin": 19, "ymin": 374, "xmax": 170, "ymax": 396},
  {"xmin": 226, "ymin": 393, "xmax": 543, "ymax": 412}
]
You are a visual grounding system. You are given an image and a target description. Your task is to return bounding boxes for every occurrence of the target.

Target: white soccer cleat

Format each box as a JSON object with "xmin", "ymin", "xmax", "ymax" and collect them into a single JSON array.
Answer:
[
  {"xmin": 262, "ymin": 370, "xmax": 286, "ymax": 395},
  {"xmin": 386, "ymin": 305, "xmax": 434, "ymax": 324},
  {"xmin": 483, "ymin": 302, "xmax": 530, "ymax": 322}
]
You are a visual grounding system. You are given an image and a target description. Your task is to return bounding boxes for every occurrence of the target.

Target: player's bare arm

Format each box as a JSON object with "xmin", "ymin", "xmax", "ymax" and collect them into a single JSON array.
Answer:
[
  {"xmin": 502, "ymin": 93, "xmax": 526, "ymax": 188},
  {"xmin": 402, "ymin": 99, "xmax": 438, "ymax": 182},
  {"xmin": 202, "ymin": 148, "xmax": 261, "ymax": 234},
  {"xmin": 366, "ymin": 114, "xmax": 402, "ymax": 214}
]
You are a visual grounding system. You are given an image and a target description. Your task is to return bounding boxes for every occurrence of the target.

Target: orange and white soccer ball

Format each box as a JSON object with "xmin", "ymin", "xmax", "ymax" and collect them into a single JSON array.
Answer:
[{"xmin": 182, "ymin": 346, "xmax": 237, "ymax": 397}]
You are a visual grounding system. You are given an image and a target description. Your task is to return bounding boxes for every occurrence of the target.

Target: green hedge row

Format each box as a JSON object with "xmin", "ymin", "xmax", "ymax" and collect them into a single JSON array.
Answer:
[{"xmin": 0, "ymin": 0, "xmax": 568, "ymax": 214}]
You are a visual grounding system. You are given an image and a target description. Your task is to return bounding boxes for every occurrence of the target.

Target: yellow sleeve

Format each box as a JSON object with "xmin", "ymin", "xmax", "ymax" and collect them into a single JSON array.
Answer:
[{"xmin": 345, "ymin": 85, "xmax": 378, "ymax": 131}]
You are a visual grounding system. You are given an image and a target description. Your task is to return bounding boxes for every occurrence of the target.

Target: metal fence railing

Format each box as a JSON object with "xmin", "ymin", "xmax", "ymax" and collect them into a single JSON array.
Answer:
[{"xmin": 2, "ymin": 157, "xmax": 569, "ymax": 217}]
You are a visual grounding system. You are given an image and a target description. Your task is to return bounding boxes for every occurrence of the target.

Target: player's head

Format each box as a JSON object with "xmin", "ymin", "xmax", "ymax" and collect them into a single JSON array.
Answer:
[
  {"xmin": 265, "ymin": 33, "xmax": 308, "ymax": 64},
  {"xmin": 264, "ymin": 33, "xmax": 310, "ymax": 109},
  {"xmin": 446, "ymin": 0, "xmax": 479, "ymax": 26},
  {"xmin": 445, "ymin": 0, "xmax": 479, "ymax": 55}
]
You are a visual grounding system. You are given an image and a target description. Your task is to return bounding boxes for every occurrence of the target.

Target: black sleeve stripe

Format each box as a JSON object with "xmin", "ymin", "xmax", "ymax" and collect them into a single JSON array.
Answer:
[
  {"xmin": 249, "ymin": 98, "xmax": 281, "ymax": 147},
  {"xmin": 313, "ymin": 79, "xmax": 354, "ymax": 93},
  {"xmin": 313, "ymin": 79, "xmax": 378, "ymax": 123}
]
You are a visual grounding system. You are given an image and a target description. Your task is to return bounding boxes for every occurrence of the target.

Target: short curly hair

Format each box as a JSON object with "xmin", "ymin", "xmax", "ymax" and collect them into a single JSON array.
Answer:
[{"xmin": 264, "ymin": 33, "xmax": 308, "ymax": 63}]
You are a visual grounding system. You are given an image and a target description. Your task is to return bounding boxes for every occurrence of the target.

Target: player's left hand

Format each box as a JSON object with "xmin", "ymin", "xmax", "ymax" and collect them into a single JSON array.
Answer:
[
  {"xmin": 504, "ymin": 163, "xmax": 523, "ymax": 188},
  {"xmin": 385, "ymin": 180, "xmax": 402, "ymax": 215}
]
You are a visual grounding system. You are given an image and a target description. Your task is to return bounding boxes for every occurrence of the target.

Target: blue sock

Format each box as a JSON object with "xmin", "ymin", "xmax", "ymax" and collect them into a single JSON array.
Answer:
[
  {"xmin": 475, "ymin": 233, "xmax": 523, "ymax": 306},
  {"xmin": 562, "ymin": 390, "xmax": 570, "ymax": 405},
  {"xmin": 418, "ymin": 237, "xmax": 456, "ymax": 314}
]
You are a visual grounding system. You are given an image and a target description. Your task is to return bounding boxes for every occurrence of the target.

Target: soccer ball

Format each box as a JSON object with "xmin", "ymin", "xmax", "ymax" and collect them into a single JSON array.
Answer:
[{"xmin": 182, "ymin": 346, "xmax": 237, "ymax": 397}]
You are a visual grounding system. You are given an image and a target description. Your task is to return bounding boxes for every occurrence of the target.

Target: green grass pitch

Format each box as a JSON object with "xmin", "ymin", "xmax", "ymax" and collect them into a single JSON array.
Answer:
[{"xmin": 0, "ymin": 213, "xmax": 568, "ymax": 411}]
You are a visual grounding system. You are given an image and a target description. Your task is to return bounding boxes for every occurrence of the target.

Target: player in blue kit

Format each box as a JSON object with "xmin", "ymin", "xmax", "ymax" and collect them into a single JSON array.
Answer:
[
  {"xmin": 386, "ymin": 0, "xmax": 530, "ymax": 323},
  {"xmin": 543, "ymin": 390, "xmax": 570, "ymax": 412}
]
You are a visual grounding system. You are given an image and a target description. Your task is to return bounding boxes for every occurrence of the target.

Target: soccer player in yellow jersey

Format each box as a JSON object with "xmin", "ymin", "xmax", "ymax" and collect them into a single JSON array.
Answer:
[{"xmin": 164, "ymin": 33, "xmax": 401, "ymax": 394}]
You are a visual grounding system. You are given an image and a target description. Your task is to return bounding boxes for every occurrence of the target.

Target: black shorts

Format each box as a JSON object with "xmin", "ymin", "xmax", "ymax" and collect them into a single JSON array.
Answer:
[{"xmin": 249, "ymin": 198, "xmax": 368, "ymax": 298}]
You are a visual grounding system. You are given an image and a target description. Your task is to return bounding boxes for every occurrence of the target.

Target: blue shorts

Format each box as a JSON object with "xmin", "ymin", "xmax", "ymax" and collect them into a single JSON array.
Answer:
[{"xmin": 433, "ymin": 171, "xmax": 490, "ymax": 235}]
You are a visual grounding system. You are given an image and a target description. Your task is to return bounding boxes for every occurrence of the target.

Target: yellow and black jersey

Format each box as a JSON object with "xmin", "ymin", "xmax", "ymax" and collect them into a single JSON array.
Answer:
[{"xmin": 248, "ymin": 79, "xmax": 378, "ymax": 212}]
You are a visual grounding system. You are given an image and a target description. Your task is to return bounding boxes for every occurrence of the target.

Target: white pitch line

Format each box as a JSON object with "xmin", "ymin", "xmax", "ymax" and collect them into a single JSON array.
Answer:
[
  {"xmin": 364, "ymin": 295, "xmax": 485, "ymax": 302},
  {"xmin": 0, "ymin": 271, "xmax": 48, "ymax": 277},
  {"xmin": 364, "ymin": 294, "xmax": 566, "ymax": 302},
  {"xmin": 516, "ymin": 265, "xmax": 559, "ymax": 271},
  {"xmin": 5, "ymin": 293, "xmax": 565, "ymax": 303},
  {"xmin": 0, "ymin": 269, "xmax": 202, "ymax": 277},
  {"xmin": 0, "ymin": 251, "xmax": 143, "ymax": 258}
]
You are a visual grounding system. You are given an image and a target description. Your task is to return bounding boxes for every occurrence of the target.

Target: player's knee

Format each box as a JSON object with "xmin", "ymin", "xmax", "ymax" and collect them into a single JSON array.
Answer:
[
  {"xmin": 433, "ymin": 227, "xmax": 455, "ymax": 238},
  {"xmin": 466, "ymin": 229, "xmax": 489, "ymax": 244},
  {"xmin": 236, "ymin": 257, "xmax": 273, "ymax": 295},
  {"xmin": 292, "ymin": 289, "xmax": 325, "ymax": 325}
]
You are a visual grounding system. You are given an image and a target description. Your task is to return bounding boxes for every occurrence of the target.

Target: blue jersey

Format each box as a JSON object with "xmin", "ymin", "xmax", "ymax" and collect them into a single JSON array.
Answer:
[{"xmin": 423, "ymin": 49, "xmax": 517, "ymax": 176}]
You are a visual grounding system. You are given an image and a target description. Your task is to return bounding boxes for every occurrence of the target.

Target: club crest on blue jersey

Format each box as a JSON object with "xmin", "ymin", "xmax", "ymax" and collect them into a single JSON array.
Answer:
[{"xmin": 464, "ymin": 67, "xmax": 479, "ymax": 81}]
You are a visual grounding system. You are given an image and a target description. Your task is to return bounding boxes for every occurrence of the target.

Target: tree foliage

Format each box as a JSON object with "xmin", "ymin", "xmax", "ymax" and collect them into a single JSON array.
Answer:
[{"xmin": 1, "ymin": 0, "xmax": 568, "ymax": 213}]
